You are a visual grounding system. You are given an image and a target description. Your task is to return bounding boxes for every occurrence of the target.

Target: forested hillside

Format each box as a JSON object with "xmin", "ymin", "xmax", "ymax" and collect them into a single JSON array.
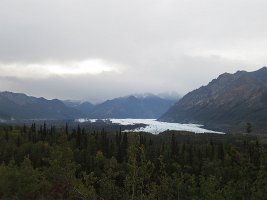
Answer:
[{"xmin": 0, "ymin": 124, "xmax": 266, "ymax": 199}]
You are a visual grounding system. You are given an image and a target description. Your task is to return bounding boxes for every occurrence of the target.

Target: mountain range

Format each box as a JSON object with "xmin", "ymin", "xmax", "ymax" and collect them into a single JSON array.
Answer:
[
  {"xmin": 1, "ymin": 67, "xmax": 267, "ymax": 133},
  {"xmin": 85, "ymin": 95, "xmax": 176, "ymax": 119},
  {"xmin": 159, "ymin": 67, "xmax": 267, "ymax": 132},
  {"xmin": 0, "ymin": 92, "xmax": 177, "ymax": 120},
  {"xmin": 0, "ymin": 92, "xmax": 82, "ymax": 120}
]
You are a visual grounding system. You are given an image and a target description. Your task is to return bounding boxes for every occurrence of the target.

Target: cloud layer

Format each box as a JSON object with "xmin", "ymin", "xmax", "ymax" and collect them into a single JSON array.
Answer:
[{"xmin": 0, "ymin": 0, "xmax": 267, "ymax": 102}]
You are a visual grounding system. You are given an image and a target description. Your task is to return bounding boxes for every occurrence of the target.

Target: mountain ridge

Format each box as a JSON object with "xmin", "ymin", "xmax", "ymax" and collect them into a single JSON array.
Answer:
[
  {"xmin": 0, "ymin": 91, "xmax": 83, "ymax": 120},
  {"xmin": 159, "ymin": 67, "xmax": 267, "ymax": 132},
  {"xmin": 86, "ymin": 94, "xmax": 177, "ymax": 119},
  {"xmin": 0, "ymin": 91, "xmax": 177, "ymax": 120}
]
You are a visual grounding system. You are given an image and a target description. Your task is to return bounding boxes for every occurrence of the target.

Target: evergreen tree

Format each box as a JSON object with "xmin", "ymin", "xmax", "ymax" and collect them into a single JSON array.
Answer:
[{"xmin": 246, "ymin": 122, "xmax": 252, "ymax": 134}]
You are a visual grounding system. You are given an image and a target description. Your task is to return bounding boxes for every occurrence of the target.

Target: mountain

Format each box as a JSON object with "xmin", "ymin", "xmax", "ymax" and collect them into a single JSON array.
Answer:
[
  {"xmin": 159, "ymin": 67, "xmax": 267, "ymax": 131},
  {"xmin": 63, "ymin": 100, "xmax": 95, "ymax": 115},
  {"xmin": 87, "ymin": 94, "xmax": 177, "ymax": 119},
  {"xmin": 0, "ymin": 92, "xmax": 177, "ymax": 120},
  {"xmin": 0, "ymin": 91, "xmax": 83, "ymax": 120}
]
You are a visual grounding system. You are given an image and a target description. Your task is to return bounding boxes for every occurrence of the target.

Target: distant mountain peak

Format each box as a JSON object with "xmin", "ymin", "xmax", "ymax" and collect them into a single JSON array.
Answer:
[
  {"xmin": 86, "ymin": 94, "xmax": 177, "ymax": 119},
  {"xmin": 218, "ymin": 72, "xmax": 230, "ymax": 77},
  {"xmin": 132, "ymin": 92, "xmax": 180, "ymax": 100},
  {"xmin": 256, "ymin": 66, "xmax": 267, "ymax": 71},
  {"xmin": 128, "ymin": 95, "xmax": 138, "ymax": 99}
]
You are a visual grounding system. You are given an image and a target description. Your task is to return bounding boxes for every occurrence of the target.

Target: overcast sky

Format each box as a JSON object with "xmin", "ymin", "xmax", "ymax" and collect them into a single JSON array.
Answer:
[{"xmin": 0, "ymin": 0, "xmax": 267, "ymax": 102}]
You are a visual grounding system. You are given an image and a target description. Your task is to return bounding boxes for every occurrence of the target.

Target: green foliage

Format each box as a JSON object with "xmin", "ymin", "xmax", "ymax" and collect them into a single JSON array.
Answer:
[
  {"xmin": 0, "ymin": 124, "xmax": 267, "ymax": 199},
  {"xmin": 0, "ymin": 157, "xmax": 43, "ymax": 199}
]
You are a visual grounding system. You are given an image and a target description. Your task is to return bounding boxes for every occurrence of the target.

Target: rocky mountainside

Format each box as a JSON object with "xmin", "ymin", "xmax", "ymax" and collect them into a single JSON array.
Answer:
[
  {"xmin": 159, "ymin": 67, "xmax": 267, "ymax": 131},
  {"xmin": 87, "ymin": 94, "xmax": 177, "ymax": 119},
  {"xmin": 0, "ymin": 91, "xmax": 83, "ymax": 120}
]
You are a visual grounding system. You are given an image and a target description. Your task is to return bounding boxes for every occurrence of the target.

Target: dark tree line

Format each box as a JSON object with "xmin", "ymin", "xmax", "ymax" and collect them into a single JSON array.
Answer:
[{"xmin": 0, "ymin": 123, "xmax": 266, "ymax": 199}]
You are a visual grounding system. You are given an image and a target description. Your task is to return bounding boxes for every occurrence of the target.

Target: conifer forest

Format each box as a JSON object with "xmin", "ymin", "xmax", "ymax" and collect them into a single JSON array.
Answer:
[{"xmin": 0, "ymin": 123, "xmax": 266, "ymax": 200}]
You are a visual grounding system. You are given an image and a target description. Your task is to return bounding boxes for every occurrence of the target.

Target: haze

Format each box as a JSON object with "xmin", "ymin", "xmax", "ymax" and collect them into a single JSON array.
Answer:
[{"xmin": 0, "ymin": 0, "xmax": 267, "ymax": 102}]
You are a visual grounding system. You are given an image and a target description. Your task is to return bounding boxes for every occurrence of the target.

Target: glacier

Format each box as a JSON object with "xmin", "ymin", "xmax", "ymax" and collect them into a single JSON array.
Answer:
[{"xmin": 75, "ymin": 118, "xmax": 224, "ymax": 134}]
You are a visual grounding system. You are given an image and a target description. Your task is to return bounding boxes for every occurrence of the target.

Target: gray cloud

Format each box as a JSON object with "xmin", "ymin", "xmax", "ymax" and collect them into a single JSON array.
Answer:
[{"xmin": 0, "ymin": 0, "xmax": 267, "ymax": 102}]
